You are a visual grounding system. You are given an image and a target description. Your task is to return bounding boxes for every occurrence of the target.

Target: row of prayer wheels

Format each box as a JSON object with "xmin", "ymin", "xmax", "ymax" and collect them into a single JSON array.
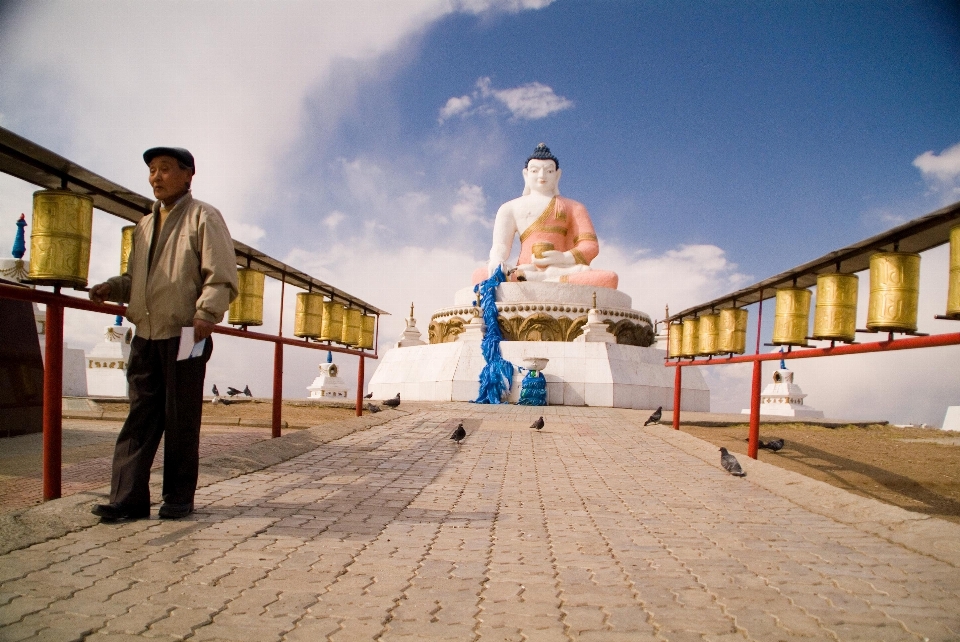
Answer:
[
  {"xmin": 669, "ymin": 242, "xmax": 960, "ymax": 357},
  {"xmin": 27, "ymin": 190, "xmax": 376, "ymax": 349},
  {"xmin": 668, "ymin": 308, "xmax": 749, "ymax": 358},
  {"xmin": 223, "ymin": 270, "xmax": 376, "ymax": 349}
]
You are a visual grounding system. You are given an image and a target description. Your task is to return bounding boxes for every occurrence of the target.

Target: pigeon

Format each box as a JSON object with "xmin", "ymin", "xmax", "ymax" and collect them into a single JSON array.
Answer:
[
  {"xmin": 759, "ymin": 438, "xmax": 784, "ymax": 452},
  {"xmin": 531, "ymin": 416, "xmax": 544, "ymax": 432},
  {"xmin": 383, "ymin": 393, "xmax": 401, "ymax": 408},
  {"xmin": 366, "ymin": 403, "xmax": 381, "ymax": 413},
  {"xmin": 720, "ymin": 447, "xmax": 746, "ymax": 477},
  {"xmin": 226, "ymin": 386, "xmax": 242, "ymax": 397},
  {"xmin": 644, "ymin": 406, "xmax": 663, "ymax": 426},
  {"xmin": 212, "ymin": 384, "xmax": 220, "ymax": 396},
  {"xmin": 364, "ymin": 392, "xmax": 373, "ymax": 399},
  {"xmin": 243, "ymin": 385, "xmax": 252, "ymax": 397},
  {"xmin": 450, "ymin": 423, "xmax": 466, "ymax": 445}
]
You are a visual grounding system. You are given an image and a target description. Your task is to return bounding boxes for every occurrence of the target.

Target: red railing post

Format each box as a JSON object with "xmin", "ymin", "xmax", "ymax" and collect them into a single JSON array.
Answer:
[
  {"xmin": 672, "ymin": 365, "xmax": 682, "ymax": 429},
  {"xmin": 356, "ymin": 356, "xmax": 364, "ymax": 417},
  {"xmin": 271, "ymin": 342, "xmax": 283, "ymax": 438},
  {"xmin": 42, "ymin": 300, "xmax": 64, "ymax": 500},
  {"xmin": 748, "ymin": 359, "xmax": 762, "ymax": 459}
]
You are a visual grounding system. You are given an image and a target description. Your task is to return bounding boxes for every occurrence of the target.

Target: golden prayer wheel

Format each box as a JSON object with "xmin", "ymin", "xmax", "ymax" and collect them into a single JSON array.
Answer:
[
  {"xmin": 319, "ymin": 300, "xmax": 344, "ymax": 341},
  {"xmin": 697, "ymin": 313, "xmax": 719, "ymax": 356},
  {"xmin": 359, "ymin": 314, "xmax": 376, "ymax": 349},
  {"xmin": 667, "ymin": 322, "xmax": 683, "ymax": 358},
  {"xmin": 772, "ymin": 287, "xmax": 811, "ymax": 346},
  {"xmin": 947, "ymin": 224, "xmax": 960, "ymax": 319},
  {"xmin": 293, "ymin": 292, "xmax": 324, "ymax": 338},
  {"xmin": 718, "ymin": 308, "xmax": 748, "ymax": 354},
  {"xmin": 532, "ymin": 241, "xmax": 554, "ymax": 259},
  {"xmin": 812, "ymin": 273, "xmax": 858, "ymax": 342},
  {"xmin": 867, "ymin": 251, "xmax": 920, "ymax": 332},
  {"xmin": 228, "ymin": 268, "xmax": 264, "ymax": 326},
  {"xmin": 341, "ymin": 307, "xmax": 362, "ymax": 346},
  {"xmin": 119, "ymin": 225, "xmax": 135, "ymax": 275},
  {"xmin": 681, "ymin": 317, "xmax": 699, "ymax": 357},
  {"xmin": 28, "ymin": 190, "xmax": 93, "ymax": 286}
]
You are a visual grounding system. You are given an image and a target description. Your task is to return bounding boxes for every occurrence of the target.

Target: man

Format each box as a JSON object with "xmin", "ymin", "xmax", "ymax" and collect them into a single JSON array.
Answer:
[
  {"xmin": 89, "ymin": 147, "xmax": 238, "ymax": 520},
  {"xmin": 474, "ymin": 143, "xmax": 618, "ymax": 289}
]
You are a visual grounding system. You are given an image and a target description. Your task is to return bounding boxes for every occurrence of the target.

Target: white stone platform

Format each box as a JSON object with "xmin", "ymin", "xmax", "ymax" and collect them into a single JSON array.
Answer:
[{"xmin": 368, "ymin": 340, "xmax": 709, "ymax": 410}]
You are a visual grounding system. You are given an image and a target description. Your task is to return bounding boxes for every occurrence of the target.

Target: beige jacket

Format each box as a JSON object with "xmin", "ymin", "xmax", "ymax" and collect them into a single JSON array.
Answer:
[{"xmin": 107, "ymin": 193, "xmax": 239, "ymax": 340}]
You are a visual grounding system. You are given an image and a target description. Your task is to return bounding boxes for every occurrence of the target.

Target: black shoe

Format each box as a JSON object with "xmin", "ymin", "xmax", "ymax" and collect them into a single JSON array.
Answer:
[
  {"xmin": 158, "ymin": 503, "xmax": 194, "ymax": 519},
  {"xmin": 92, "ymin": 503, "xmax": 150, "ymax": 522}
]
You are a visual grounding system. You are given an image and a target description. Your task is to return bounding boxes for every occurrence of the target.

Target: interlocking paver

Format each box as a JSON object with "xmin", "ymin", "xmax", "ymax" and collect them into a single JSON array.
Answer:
[{"xmin": 2, "ymin": 405, "xmax": 960, "ymax": 640}]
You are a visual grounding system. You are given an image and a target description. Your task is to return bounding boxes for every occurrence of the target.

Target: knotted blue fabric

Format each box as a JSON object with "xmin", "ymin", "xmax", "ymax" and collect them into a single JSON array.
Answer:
[
  {"xmin": 518, "ymin": 370, "xmax": 547, "ymax": 406},
  {"xmin": 474, "ymin": 266, "xmax": 514, "ymax": 404}
]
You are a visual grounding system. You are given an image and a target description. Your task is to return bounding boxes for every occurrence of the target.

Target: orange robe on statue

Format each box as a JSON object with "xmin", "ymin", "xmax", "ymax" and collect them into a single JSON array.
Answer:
[{"xmin": 472, "ymin": 196, "xmax": 619, "ymax": 290}]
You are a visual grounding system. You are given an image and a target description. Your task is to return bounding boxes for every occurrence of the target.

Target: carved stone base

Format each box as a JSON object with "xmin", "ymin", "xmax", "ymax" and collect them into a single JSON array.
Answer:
[{"xmin": 368, "ymin": 341, "xmax": 709, "ymax": 410}]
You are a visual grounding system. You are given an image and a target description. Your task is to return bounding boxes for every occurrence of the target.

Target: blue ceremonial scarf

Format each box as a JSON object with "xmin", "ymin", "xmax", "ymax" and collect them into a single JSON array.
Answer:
[{"xmin": 474, "ymin": 266, "xmax": 514, "ymax": 404}]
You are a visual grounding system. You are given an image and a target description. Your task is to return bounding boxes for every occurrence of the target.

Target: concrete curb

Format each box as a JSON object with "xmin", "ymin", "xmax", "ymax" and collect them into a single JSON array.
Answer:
[
  {"xmin": 648, "ymin": 423, "xmax": 960, "ymax": 568},
  {"xmin": 0, "ymin": 409, "xmax": 406, "ymax": 556}
]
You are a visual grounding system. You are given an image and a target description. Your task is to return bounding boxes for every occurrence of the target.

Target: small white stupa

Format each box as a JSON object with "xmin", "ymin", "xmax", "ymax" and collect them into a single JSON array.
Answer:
[
  {"xmin": 86, "ymin": 316, "xmax": 132, "ymax": 397},
  {"xmin": 307, "ymin": 351, "xmax": 349, "ymax": 399},
  {"xmin": 742, "ymin": 353, "xmax": 824, "ymax": 418},
  {"xmin": 396, "ymin": 303, "xmax": 426, "ymax": 348}
]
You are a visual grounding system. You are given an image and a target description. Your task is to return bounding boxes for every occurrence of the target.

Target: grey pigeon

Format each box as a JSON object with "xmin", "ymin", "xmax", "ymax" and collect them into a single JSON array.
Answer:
[
  {"xmin": 531, "ymin": 416, "xmax": 544, "ymax": 432},
  {"xmin": 243, "ymin": 385, "xmax": 252, "ymax": 397},
  {"xmin": 226, "ymin": 386, "xmax": 242, "ymax": 396},
  {"xmin": 644, "ymin": 406, "xmax": 663, "ymax": 426},
  {"xmin": 366, "ymin": 403, "xmax": 381, "ymax": 413},
  {"xmin": 212, "ymin": 384, "xmax": 220, "ymax": 396},
  {"xmin": 759, "ymin": 438, "xmax": 784, "ymax": 452},
  {"xmin": 364, "ymin": 392, "xmax": 373, "ymax": 399},
  {"xmin": 720, "ymin": 447, "xmax": 746, "ymax": 476},
  {"xmin": 450, "ymin": 423, "xmax": 466, "ymax": 445},
  {"xmin": 383, "ymin": 393, "xmax": 400, "ymax": 408}
]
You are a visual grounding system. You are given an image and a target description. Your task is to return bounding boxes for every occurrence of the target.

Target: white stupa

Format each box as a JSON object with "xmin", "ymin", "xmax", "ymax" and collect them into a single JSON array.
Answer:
[
  {"xmin": 86, "ymin": 317, "xmax": 132, "ymax": 397},
  {"xmin": 307, "ymin": 352, "xmax": 349, "ymax": 399},
  {"xmin": 741, "ymin": 360, "xmax": 824, "ymax": 418}
]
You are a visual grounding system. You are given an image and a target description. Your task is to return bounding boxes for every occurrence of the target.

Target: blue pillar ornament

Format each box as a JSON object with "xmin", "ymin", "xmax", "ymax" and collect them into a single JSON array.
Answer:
[
  {"xmin": 12, "ymin": 214, "xmax": 26, "ymax": 260},
  {"xmin": 473, "ymin": 265, "xmax": 514, "ymax": 404}
]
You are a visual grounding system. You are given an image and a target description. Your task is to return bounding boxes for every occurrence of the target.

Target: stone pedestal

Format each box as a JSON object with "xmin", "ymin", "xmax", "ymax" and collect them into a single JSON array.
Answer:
[
  {"xmin": 369, "ymin": 341, "xmax": 709, "ymax": 410},
  {"xmin": 943, "ymin": 407, "xmax": 960, "ymax": 432},
  {"xmin": 86, "ymin": 324, "xmax": 132, "ymax": 398}
]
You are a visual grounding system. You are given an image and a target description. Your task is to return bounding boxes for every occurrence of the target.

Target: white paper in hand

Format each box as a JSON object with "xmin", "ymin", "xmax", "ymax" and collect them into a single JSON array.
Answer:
[{"xmin": 176, "ymin": 326, "xmax": 206, "ymax": 361}]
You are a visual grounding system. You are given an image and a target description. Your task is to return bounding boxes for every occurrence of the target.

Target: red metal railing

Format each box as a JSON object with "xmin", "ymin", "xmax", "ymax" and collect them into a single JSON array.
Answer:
[
  {"xmin": 0, "ymin": 282, "xmax": 378, "ymax": 500},
  {"xmin": 666, "ymin": 330, "xmax": 960, "ymax": 459}
]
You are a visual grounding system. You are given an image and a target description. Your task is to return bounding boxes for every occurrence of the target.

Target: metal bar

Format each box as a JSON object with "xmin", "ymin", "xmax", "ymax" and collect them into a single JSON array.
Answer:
[
  {"xmin": 672, "ymin": 366, "xmax": 682, "ymax": 429},
  {"xmin": 755, "ymin": 293, "xmax": 763, "ymax": 354},
  {"xmin": 271, "ymin": 343, "xmax": 283, "ymax": 439},
  {"xmin": 356, "ymin": 356, "xmax": 365, "ymax": 417},
  {"xmin": 665, "ymin": 332, "xmax": 960, "ymax": 367},
  {"xmin": 42, "ymin": 301, "xmax": 63, "ymax": 501},
  {"xmin": 748, "ymin": 360, "xmax": 761, "ymax": 459},
  {"xmin": 0, "ymin": 283, "xmax": 379, "ymax": 359}
]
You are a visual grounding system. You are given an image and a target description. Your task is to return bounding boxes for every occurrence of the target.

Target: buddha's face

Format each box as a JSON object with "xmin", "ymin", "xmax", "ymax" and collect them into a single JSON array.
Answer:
[{"xmin": 523, "ymin": 159, "xmax": 561, "ymax": 196}]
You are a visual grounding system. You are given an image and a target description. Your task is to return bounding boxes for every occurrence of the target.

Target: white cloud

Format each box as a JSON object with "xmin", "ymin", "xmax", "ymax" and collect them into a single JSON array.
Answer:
[
  {"xmin": 439, "ymin": 95, "xmax": 473, "ymax": 122},
  {"xmin": 324, "ymin": 211, "xmax": 346, "ymax": 230},
  {"xmin": 913, "ymin": 141, "xmax": 960, "ymax": 203},
  {"xmin": 449, "ymin": 183, "xmax": 489, "ymax": 227},
  {"xmin": 490, "ymin": 81, "xmax": 574, "ymax": 120},
  {"xmin": 439, "ymin": 76, "xmax": 573, "ymax": 123}
]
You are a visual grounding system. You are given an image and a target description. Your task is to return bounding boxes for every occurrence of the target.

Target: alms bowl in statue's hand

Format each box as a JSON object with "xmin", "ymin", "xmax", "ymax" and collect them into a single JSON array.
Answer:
[{"xmin": 532, "ymin": 250, "xmax": 575, "ymax": 268}]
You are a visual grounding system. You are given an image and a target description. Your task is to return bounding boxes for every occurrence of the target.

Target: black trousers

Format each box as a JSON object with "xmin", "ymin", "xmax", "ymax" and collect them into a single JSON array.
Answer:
[{"xmin": 108, "ymin": 334, "xmax": 212, "ymax": 508}]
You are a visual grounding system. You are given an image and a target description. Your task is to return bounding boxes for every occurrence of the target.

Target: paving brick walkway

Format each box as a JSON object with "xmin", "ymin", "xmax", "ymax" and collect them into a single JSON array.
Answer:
[{"xmin": 1, "ymin": 405, "xmax": 958, "ymax": 641}]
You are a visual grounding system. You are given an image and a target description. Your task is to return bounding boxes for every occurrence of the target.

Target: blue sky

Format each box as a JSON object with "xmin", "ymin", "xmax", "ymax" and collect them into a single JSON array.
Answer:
[{"xmin": 1, "ymin": 0, "xmax": 958, "ymax": 424}]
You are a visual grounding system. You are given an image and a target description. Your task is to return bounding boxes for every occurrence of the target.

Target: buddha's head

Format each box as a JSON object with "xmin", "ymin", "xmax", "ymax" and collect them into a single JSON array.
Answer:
[{"xmin": 522, "ymin": 143, "xmax": 561, "ymax": 196}]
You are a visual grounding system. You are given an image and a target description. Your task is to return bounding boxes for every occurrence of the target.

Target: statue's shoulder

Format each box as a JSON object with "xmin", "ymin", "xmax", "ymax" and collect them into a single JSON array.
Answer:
[{"xmin": 556, "ymin": 196, "xmax": 588, "ymax": 213}]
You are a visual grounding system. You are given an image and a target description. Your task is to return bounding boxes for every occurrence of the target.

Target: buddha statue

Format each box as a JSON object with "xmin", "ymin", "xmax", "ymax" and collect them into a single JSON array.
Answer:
[{"xmin": 472, "ymin": 143, "xmax": 618, "ymax": 290}]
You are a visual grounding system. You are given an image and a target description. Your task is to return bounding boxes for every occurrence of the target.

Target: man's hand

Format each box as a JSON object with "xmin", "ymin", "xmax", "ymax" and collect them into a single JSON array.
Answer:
[
  {"xmin": 89, "ymin": 282, "xmax": 112, "ymax": 303},
  {"xmin": 194, "ymin": 318, "xmax": 216, "ymax": 343},
  {"xmin": 532, "ymin": 250, "xmax": 575, "ymax": 268}
]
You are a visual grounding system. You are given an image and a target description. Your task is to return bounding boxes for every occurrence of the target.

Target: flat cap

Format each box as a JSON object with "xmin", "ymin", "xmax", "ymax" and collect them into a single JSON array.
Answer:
[{"xmin": 143, "ymin": 146, "xmax": 195, "ymax": 170}]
